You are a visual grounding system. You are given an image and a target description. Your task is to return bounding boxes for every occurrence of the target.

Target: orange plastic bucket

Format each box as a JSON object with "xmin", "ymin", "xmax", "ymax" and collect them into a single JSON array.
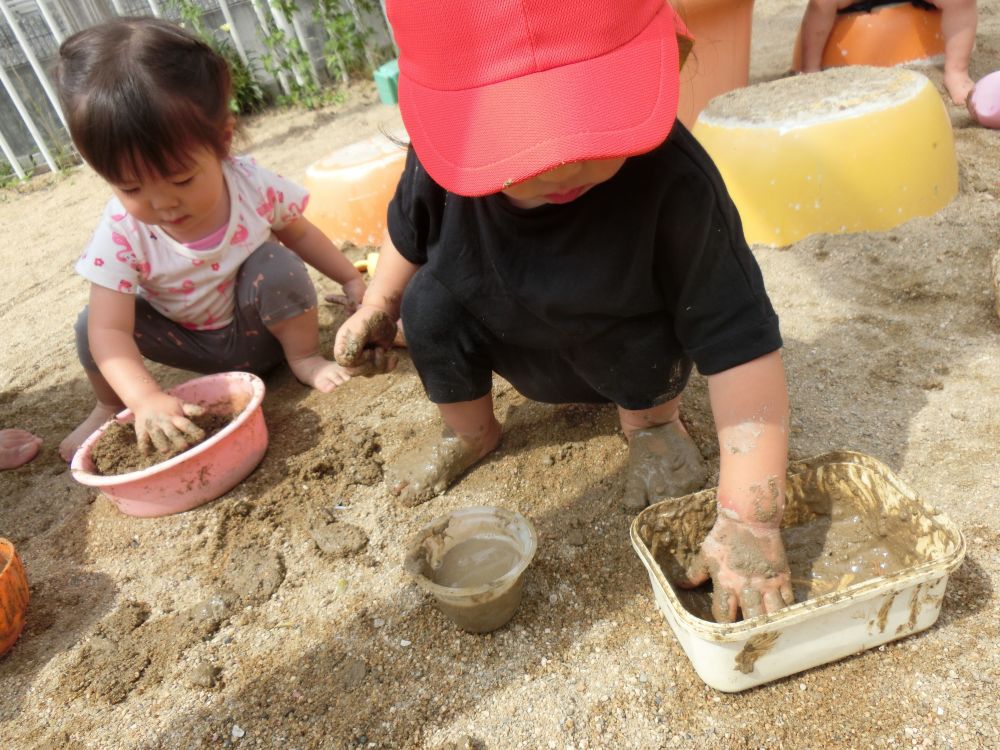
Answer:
[
  {"xmin": 793, "ymin": 2, "xmax": 944, "ymax": 70},
  {"xmin": 0, "ymin": 538, "xmax": 29, "ymax": 657},
  {"xmin": 303, "ymin": 132, "xmax": 408, "ymax": 247}
]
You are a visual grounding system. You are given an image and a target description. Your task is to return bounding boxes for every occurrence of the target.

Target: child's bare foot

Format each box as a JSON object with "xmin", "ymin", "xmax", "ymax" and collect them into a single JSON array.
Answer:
[
  {"xmin": 287, "ymin": 355, "xmax": 351, "ymax": 393},
  {"xmin": 944, "ymin": 70, "xmax": 975, "ymax": 106},
  {"xmin": 622, "ymin": 421, "xmax": 708, "ymax": 510},
  {"xmin": 387, "ymin": 422, "xmax": 501, "ymax": 506},
  {"xmin": 59, "ymin": 402, "xmax": 120, "ymax": 461},
  {"xmin": 0, "ymin": 429, "xmax": 43, "ymax": 469}
]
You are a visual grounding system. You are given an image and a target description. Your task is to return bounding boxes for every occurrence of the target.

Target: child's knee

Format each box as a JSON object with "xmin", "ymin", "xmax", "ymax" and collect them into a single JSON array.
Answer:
[
  {"xmin": 237, "ymin": 242, "xmax": 317, "ymax": 319},
  {"xmin": 400, "ymin": 269, "xmax": 470, "ymax": 344}
]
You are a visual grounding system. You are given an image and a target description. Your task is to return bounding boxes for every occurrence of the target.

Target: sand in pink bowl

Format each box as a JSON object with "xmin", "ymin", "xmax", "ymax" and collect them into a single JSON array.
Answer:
[{"xmin": 70, "ymin": 372, "xmax": 268, "ymax": 518}]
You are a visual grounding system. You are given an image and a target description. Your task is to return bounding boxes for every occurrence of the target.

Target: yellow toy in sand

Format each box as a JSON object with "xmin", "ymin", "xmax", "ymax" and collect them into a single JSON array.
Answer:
[
  {"xmin": 693, "ymin": 66, "xmax": 958, "ymax": 246},
  {"xmin": 352, "ymin": 252, "xmax": 380, "ymax": 276}
]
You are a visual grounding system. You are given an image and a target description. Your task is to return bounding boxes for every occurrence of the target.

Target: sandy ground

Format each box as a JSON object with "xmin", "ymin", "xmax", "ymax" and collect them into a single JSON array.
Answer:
[{"xmin": 2, "ymin": 2, "xmax": 1000, "ymax": 748}]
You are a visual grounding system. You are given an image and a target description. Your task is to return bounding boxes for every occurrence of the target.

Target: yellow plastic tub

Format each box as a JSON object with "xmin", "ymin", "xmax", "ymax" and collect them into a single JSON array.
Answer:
[
  {"xmin": 692, "ymin": 67, "xmax": 957, "ymax": 246},
  {"xmin": 631, "ymin": 451, "xmax": 965, "ymax": 692}
]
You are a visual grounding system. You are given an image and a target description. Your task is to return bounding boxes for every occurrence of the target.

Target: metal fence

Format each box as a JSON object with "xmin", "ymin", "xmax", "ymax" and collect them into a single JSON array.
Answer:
[{"xmin": 0, "ymin": 0, "xmax": 393, "ymax": 181}]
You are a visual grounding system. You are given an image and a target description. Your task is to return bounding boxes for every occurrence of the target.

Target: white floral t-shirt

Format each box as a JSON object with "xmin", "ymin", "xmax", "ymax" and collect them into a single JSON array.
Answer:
[{"xmin": 75, "ymin": 155, "xmax": 309, "ymax": 330}]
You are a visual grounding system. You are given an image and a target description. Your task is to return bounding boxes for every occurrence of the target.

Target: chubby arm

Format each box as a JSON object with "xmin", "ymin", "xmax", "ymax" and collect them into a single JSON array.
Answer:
[
  {"xmin": 88, "ymin": 284, "xmax": 205, "ymax": 453},
  {"xmin": 333, "ymin": 231, "xmax": 419, "ymax": 373},
  {"xmin": 359, "ymin": 231, "xmax": 419, "ymax": 319},
  {"xmin": 274, "ymin": 216, "xmax": 366, "ymax": 311},
  {"xmin": 682, "ymin": 350, "xmax": 795, "ymax": 622}
]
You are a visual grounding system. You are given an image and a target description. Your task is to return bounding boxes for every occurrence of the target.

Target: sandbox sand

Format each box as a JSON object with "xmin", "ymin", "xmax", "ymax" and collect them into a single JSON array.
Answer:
[{"xmin": 2, "ymin": 2, "xmax": 999, "ymax": 747}]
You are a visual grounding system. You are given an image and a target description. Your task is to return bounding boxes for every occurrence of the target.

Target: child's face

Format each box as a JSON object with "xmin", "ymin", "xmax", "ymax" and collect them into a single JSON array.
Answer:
[
  {"xmin": 109, "ymin": 146, "xmax": 229, "ymax": 243},
  {"xmin": 500, "ymin": 157, "xmax": 626, "ymax": 209}
]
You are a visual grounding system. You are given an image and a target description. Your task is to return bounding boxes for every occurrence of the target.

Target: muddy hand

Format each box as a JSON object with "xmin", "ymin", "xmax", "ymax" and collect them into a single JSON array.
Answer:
[
  {"xmin": 325, "ymin": 277, "xmax": 366, "ymax": 315},
  {"xmin": 333, "ymin": 305, "xmax": 398, "ymax": 375},
  {"xmin": 679, "ymin": 514, "xmax": 794, "ymax": 622},
  {"xmin": 622, "ymin": 424, "xmax": 708, "ymax": 510},
  {"xmin": 134, "ymin": 396, "xmax": 206, "ymax": 456}
]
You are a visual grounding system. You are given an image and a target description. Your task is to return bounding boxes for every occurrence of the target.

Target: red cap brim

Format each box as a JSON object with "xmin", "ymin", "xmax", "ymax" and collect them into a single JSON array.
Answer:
[{"xmin": 398, "ymin": 4, "xmax": 681, "ymax": 197}]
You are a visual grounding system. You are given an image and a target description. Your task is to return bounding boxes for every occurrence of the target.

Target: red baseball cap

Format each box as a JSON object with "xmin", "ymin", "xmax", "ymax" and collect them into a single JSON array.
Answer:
[{"xmin": 387, "ymin": 0, "xmax": 692, "ymax": 197}]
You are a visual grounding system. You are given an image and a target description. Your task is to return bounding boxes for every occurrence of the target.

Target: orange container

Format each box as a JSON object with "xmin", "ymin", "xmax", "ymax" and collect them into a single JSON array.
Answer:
[
  {"xmin": 0, "ymin": 538, "xmax": 29, "ymax": 657},
  {"xmin": 673, "ymin": 0, "xmax": 755, "ymax": 127},
  {"xmin": 303, "ymin": 132, "xmax": 408, "ymax": 247},
  {"xmin": 793, "ymin": 2, "xmax": 944, "ymax": 71}
]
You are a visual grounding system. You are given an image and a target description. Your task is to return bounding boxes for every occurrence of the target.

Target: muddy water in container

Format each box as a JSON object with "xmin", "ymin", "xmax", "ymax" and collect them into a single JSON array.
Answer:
[
  {"xmin": 404, "ymin": 507, "xmax": 537, "ymax": 633},
  {"xmin": 630, "ymin": 451, "xmax": 966, "ymax": 691}
]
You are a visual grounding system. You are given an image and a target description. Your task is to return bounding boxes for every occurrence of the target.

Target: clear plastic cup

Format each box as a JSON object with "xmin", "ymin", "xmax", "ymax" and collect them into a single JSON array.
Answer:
[{"xmin": 403, "ymin": 506, "xmax": 537, "ymax": 633}]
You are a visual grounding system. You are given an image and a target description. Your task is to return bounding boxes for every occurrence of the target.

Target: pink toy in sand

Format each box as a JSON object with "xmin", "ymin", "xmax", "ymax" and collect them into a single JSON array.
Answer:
[
  {"xmin": 967, "ymin": 71, "xmax": 1000, "ymax": 128},
  {"xmin": 70, "ymin": 372, "xmax": 267, "ymax": 518}
]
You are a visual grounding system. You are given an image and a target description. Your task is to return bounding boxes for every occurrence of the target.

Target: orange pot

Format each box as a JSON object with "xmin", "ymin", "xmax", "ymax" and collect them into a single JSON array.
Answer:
[
  {"xmin": 0, "ymin": 538, "xmax": 29, "ymax": 657},
  {"xmin": 793, "ymin": 2, "xmax": 944, "ymax": 71},
  {"xmin": 673, "ymin": 0, "xmax": 755, "ymax": 127},
  {"xmin": 303, "ymin": 132, "xmax": 408, "ymax": 248}
]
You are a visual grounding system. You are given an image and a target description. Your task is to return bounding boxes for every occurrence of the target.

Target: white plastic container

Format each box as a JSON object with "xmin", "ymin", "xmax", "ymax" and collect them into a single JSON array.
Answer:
[{"xmin": 631, "ymin": 451, "xmax": 965, "ymax": 692}]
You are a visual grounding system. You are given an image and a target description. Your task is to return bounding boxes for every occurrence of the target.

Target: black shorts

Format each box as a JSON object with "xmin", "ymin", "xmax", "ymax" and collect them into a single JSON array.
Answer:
[{"xmin": 400, "ymin": 266, "xmax": 692, "ymax": 410}]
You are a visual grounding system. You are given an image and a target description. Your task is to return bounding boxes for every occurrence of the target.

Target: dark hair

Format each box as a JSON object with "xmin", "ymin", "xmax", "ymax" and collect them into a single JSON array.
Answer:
[{"xmin": 55, "ymin": 17, "xmax": 233, "ymax": 183}]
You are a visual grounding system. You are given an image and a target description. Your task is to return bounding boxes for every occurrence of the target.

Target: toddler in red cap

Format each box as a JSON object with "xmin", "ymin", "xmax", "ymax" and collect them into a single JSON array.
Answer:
[{"xmin": 335, "ymin": 0, "xmax": 794, "ymax": 622}]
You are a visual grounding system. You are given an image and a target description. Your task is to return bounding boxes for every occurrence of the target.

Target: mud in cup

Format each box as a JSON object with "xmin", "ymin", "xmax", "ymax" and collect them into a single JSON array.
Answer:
[{"xmin": 404, "ymin": 506, "xmax": 538, "ymax": 633}]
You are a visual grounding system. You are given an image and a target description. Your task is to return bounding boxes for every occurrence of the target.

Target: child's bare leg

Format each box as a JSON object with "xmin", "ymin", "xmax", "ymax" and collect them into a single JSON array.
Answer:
[
  {"xmin": 268, "ymin": 307, "xmax": 349, "ymax": 393},
  {"xmin": 620, "ymin": 397, "xmax": 708, "ymax": 510},
  {"xmin": 0, "ymin": 429, "xmax": 43, "ymax": 469},
  {"xmin": 935, "ymin": 0, "xmax": 977, "ymax": 104},
  {"xmin": 797, "ymin": 0, "xmax": 857, "ymax": 72},
  {"xmin": 59, "ymin": 368, "xmax": 124, "ymax": 461},
  {"xmin": 388, "ymin": 394, "xmax": 502, "ymax": 506}
]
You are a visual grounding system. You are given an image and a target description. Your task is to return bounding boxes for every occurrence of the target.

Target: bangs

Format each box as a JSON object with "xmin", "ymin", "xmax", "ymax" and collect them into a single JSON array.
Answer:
[{"xmin": 74, "ymin": 84, "xmax": 222, "ymax": 184}]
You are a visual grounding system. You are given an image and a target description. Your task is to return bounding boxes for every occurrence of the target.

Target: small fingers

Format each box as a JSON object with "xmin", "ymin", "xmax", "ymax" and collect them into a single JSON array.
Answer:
[
  {"xmin": 325, "ymin": 293, "xmax": 348, "ymax": 306},
  {"xmin": 181, "ymin": 402, "xmax": 206, "ymax": 418},
  {"xmin": 370, "ymin": 347, "xmax": 395, "ymax": 374},
  {"xmin": 740, "ymin": 588, "xmax": 764, "ymax": 620},
  {"xmin": 346, "ymin": 348, "xmax": 396, "ymax": 377},
  {"xmin": 780, "ymin": 581, "xmax": 795, "ymax": 607},
  {"xmin": 160, "ymin": 421, "xmax": 190, "ymax": 453},
  {"xmin": 148, "ymin": 425, "xmax": 171, "ymax": 454},
  {"xmin": 678, "ymin": 551, "xmax": 710, "ymax": 589},
  {"xmin": 762, "ymin": 589, "xmax": 787, "ymax": 615},
  {"xmin": 334, "ymin": 330, "xmax": 367, "ymax": 367},
  {"xmin": 135, "ymin": 423, "xmax": 152, "ymax": 455},
  {"xmin": 711, "ymin": 586, "xmax": 738, "ymax": 623},
  {"xmin": 176, "ymin": 416, "xmax": 206, "ymax": 445}
]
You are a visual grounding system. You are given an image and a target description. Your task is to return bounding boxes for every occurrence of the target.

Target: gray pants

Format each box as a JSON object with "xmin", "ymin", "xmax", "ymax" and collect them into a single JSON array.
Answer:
[{"xmin": 75, "ymin": 242, "xmax": 316, "ymax": 375}]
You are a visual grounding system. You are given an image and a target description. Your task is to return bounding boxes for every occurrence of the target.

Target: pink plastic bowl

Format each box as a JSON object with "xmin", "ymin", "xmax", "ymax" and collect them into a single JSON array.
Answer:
[{"xmin": 70, "ymin": 372, "xmax": 268, "ymax": 518}]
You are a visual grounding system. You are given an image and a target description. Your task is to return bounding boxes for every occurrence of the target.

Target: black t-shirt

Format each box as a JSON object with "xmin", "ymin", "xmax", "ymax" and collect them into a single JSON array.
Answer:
[{"xmin": 387, "ymin": 122, "xmax": 781, "ymax": 376}]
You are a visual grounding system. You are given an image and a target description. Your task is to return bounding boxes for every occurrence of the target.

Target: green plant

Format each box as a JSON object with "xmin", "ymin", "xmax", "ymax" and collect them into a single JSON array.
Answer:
[
  {"xmin": 258, "ymin": 0, "xmax": 328, "ymax": 109},
  {"xmin": 167, "ymin": 0, "xmax": 269, "ymax": 114},
  {"xmin": 0, "ymin": 160, "xmax": 21, "ymax": 188},
  {"xmin": 315, "ymin": 0, "xmax": 393, "ymax": 82},
  {"xmin": 218, "ymin": 37, "xmax": 268, "ymax": 114}
]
